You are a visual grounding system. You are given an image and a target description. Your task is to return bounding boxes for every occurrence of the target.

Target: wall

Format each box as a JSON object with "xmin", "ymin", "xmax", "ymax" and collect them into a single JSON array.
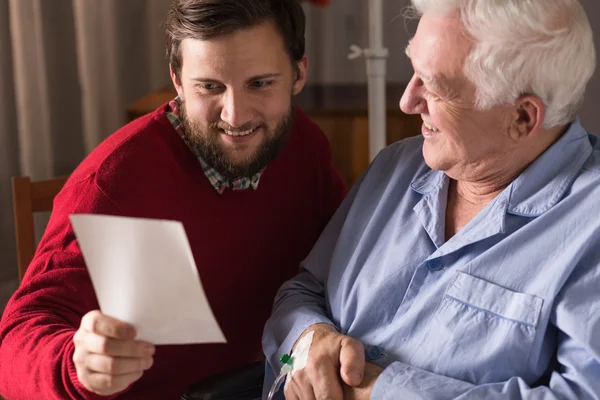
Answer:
[{"xmin": 305, "ymin": 0, "xmax": 600, "ymax": 131}]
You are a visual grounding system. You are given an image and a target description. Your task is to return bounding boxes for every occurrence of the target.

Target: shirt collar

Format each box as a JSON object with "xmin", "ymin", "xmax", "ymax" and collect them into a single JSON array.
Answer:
[
  {"xmin": 506, "ymin": 118, "xmax": 592, "ymax": 216},
  {"xmin": 410, "ymin": 167, "xmax": 446, "ymax": 196},
  {"xmin": 166, "ymin": 97, "xmax": 264, "ymax": 194},
  {"xmin": 410, "ymin": 118, "xmax": 593, "ymax": 216}
]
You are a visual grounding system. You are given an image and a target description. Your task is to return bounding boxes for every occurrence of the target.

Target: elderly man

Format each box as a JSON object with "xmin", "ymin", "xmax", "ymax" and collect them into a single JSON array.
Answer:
[{"xmin": 263, "ymin": 0, "xmax": 600, "ymax": 399}]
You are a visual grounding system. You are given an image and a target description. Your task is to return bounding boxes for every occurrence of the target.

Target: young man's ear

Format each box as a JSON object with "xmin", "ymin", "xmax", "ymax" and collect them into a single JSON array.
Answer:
[
  {"xmin": 292, "ymin": 55, "xmax": 308, "ymax": 96},
  {"xmin": 170, "ymin": 64, "xmax": 184, "ymax": 99}
]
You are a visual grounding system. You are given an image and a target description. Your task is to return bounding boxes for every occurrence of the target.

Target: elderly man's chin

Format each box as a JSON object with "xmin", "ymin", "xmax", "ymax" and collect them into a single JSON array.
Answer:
[{"xmin": 422, "ymin": 140, "xmax": 452, "ymax": 172}]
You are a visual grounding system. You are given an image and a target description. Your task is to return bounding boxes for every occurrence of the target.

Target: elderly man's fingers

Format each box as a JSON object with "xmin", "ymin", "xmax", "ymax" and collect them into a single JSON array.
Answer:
[
  {"xmin": 80, "ymin": 310, "xmax": 137, "ymax": 340},
  {"xmin": 309, "ymin": 359, "xmax": 343, "ymax": 400},
  {"xmin": 286, "ymin": 376, "xmax": 316, "ymax": 400},
  {"xmin": 293, "ymin": 370, "xmax": 318, "ymax": 400},
  {"xmin": 339, "ymin": 337, "xmax": 365, "ymax": 387},
  {"xmin": 284, "ymin": 378, "xmax": 301, "ymax": 400}
]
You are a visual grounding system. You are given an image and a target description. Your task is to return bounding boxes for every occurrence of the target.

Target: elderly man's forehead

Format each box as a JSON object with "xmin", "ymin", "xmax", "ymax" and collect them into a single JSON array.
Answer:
[
  {"xmin": 405, "ymin": 39, "xmax": 445, "ymax": 82},
  {"xmin": 408, "ymin": 15, "xmax": 472, "ymax": 73}
]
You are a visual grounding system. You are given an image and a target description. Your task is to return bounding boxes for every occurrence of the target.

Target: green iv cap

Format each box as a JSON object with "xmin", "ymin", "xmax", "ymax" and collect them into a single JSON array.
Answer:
[{"xmin": 280, "ymin": 353, "xmax": 293, "ymax": 365}]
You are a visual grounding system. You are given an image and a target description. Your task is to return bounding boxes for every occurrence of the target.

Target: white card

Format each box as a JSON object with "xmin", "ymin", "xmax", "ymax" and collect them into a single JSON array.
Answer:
[{"xmin": 70, "ymin": 214, "xmax": 226, "ymax": 345}]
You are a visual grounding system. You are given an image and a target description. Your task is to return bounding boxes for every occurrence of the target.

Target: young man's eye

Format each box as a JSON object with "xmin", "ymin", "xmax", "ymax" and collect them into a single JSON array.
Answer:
[
  {"xmin": 200, "ymin": 83, "xmax": 221, "ymax": 90},
  {"xmin": 251, "ymin": 81, "xmax": 272, "ymax": 88}
]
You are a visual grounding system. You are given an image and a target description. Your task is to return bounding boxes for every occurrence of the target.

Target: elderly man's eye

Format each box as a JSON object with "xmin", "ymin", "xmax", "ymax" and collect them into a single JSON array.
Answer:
[{"xmin": 424, "ymin": 91, "xmax": 441, "ymax": 101}]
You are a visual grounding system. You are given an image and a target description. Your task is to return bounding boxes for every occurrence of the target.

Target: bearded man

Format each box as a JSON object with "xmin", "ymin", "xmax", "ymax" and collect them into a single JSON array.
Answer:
[{"xmin": 0, "ymin": 1, "xmax": 346, "ymax": 399}]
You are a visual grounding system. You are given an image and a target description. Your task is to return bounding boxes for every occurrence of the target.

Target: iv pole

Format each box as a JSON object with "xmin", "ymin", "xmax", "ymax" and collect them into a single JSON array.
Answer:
[{"xmin": 349, "ymin": 0, "xmax": 389, "ymax": 161}]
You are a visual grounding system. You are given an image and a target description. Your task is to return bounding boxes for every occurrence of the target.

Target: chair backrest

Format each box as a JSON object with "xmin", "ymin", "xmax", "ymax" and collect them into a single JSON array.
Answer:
[{"xmin": 11, "ymin": 176, "xmax": 68, "ymax": 281}]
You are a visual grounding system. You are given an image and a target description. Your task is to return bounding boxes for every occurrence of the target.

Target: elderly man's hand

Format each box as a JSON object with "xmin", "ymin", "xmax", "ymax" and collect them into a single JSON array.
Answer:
[
  {"xmin": 72, "ymin": 310, "xmax": 155, "ymax": 396},
  {"xmin": 284, "ymin": 323, "xmax": 365, "ymax": 400},
  {"xmin": 342, "ymin": 363, "xmax": 383, "ymax": 400}
]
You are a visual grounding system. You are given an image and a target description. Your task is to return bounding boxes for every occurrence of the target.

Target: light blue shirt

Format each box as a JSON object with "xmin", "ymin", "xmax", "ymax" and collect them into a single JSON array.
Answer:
[{"xmin": 262, "ymin": 119, "xmax": 600, "ymax": 399}]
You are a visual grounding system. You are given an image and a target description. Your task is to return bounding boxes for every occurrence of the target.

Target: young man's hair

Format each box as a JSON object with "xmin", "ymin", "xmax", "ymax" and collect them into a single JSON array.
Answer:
[{"xmin": 165, "ymin": 0, "xmax": 306, "ymax": 81}]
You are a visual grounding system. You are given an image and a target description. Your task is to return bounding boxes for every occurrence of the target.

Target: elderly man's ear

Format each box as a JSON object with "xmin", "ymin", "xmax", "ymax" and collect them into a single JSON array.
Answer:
[{"xmin": 509, "ymin": 95, "xmax": 546, "ymax": 140}]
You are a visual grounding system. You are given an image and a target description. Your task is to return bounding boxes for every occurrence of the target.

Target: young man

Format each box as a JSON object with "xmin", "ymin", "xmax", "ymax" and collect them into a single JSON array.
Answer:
[{"xmin": 0, "ymin": 1, "xmax": 346, "ymax": 399}]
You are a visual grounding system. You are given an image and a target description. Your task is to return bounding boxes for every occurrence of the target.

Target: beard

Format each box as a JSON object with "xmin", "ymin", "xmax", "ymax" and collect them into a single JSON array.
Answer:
[{"xmin": 179, "ymin": 101, "xmax": 294, "ymax": 179}]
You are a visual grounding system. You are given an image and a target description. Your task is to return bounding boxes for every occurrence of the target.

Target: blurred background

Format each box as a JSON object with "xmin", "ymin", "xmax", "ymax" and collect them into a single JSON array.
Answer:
[{"xmin": 1, "ymin": 0, "xmax": 599, "ymax": 312}]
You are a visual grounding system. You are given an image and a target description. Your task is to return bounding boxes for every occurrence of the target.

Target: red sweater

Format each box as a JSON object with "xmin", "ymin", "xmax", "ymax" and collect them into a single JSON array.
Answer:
[{"xmin": 0, "ymin": 104, "xmax": 346, "ymax": 400}]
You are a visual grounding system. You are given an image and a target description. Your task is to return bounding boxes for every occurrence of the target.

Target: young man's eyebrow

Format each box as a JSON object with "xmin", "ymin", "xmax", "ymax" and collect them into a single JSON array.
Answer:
[
  {"xmin": 189, "ymin": 73, "xmax": 282, "ymax": 84},
  {"xmin": 247, "ymin": 73, "xmax": 282, "ymax": 81}
]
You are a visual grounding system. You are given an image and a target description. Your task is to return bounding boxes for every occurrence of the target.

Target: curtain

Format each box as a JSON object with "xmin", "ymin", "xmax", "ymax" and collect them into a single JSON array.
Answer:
[{"xmin": 0, "ymin": 0, "xmax": 172, "ymax": 312}]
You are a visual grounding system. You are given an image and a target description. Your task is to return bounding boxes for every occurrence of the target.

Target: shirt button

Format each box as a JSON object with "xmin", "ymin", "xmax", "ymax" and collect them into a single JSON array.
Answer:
[
  {"xmin": 427, "ymin": 258, "xmax": 444, "ymax": 271},
  {"xmin": 367, "ymin": 346, "xmax": 383, "ymax": 361}
]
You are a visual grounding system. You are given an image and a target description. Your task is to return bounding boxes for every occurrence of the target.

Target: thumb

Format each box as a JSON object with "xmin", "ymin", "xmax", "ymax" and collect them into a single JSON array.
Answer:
[{"xmin": 339, "ymin": 337, "xmax": 365, "ymax": 386}]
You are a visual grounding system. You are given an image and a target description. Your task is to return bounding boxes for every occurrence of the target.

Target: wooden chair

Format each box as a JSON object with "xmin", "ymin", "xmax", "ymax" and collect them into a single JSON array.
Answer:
[{"xmin": 11, "ymin": 176, "xmax": 68, "ymax": 281}]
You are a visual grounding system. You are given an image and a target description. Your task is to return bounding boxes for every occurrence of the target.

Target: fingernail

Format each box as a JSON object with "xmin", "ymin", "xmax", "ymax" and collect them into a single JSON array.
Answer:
[
  {"xmin": 350, "ymin": 369, "xmax": 363, "ymax": 383},
  {"xmin": 118, "ymin": 326, "xmax": 133, "ymax": 337},
  {"xmin": 144, "ymin": 345, "xmax": 156, "ymax": 355},
  {"xmin": 143, "ymin": 357, "xmax": 154, "ymax": 370}
]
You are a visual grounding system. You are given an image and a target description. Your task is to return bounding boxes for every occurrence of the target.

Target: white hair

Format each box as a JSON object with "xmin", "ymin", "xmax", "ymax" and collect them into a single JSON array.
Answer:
[{"xmin": 409, "ymin": 0, "xmax": 596, "ymax": 128}]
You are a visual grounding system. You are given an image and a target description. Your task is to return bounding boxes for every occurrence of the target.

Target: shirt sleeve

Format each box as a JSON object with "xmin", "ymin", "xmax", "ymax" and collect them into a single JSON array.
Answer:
[
  {"xmin": 372, "ymin": 256, "xmax": 600, "ymax": 400},
  {"xmin": 261, "ymin": 164, "xmax": 369, "ymax": 390},
  {"xmin": 0, "ymin": 176, "xmax": 128, "ymax": 400}
]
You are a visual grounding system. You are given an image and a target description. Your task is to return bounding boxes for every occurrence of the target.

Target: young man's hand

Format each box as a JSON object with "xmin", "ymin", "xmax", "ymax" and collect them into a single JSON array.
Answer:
[{"xmin": 72, "ymin": 310, "xmax": 155, "ymax": 396}]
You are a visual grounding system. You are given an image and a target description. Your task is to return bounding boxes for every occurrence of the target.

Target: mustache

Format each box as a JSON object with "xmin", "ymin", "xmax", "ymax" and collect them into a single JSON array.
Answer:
[{"xmin": 209, "ymin": 121, "xmax": 263, "ymax": 132}]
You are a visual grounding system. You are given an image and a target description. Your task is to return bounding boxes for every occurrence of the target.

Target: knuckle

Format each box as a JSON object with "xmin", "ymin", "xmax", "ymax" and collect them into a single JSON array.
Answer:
[
  {"xmin": 291, "ymin": 369, "xmax": 305, "ymax": 383},
  {"xmin": 345, "ymin": 336, "xmax": 362, "ymax": 348},
  {"xmin": 97, "ymin": 336, "xmax": 111, "ymax": 354},
  {"xmin": 103, "ymin": 356, "xmax": 118, "ymax": 373},
  {"xmin": 83, "ymin": 310, "xmax": 101, "ymax": 329},
  {"xmin": 305, "ymin": 361, "xmax": 320, "ymax": 375},
  {"xmin": 72, "ymin": 349, "xmax": 86, "ymax": 365},
  {"xmin": 76, "ymin": 368, "xmax": 90, "ymax": 388},
  {"xmin": 97, "ymin": 374, "xmax": 114, "ymax": 390}
]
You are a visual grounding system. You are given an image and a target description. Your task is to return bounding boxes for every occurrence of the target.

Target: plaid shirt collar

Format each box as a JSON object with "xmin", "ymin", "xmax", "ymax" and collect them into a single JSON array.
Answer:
[{"xmin": 166, "ymin": 97, "xmax": 263, "ymax": 194}]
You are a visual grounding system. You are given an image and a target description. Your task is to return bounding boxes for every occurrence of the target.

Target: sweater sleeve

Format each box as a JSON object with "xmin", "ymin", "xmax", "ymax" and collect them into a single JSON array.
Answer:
[{"xmin": 0, "ymin": 175, "xmax": 129, "ymax": 400}]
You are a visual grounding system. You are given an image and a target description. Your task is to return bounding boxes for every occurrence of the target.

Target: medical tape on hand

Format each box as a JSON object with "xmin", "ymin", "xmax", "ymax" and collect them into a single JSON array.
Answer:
[{"xmin": 284, "ymin": 330, "xmax": 315, "ymax": 390}]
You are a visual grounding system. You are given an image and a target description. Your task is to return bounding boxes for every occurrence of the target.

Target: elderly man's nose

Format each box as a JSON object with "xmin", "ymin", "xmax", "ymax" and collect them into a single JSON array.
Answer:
[{"xmin": 400, "ymin": 77, "xmax": 427, "ymax": 115}]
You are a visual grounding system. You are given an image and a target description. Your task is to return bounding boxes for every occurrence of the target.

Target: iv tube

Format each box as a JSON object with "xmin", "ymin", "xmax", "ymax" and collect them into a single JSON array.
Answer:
[{"xmin": 267, "ymin": 354, "xmax": 293, "ymax": 400}]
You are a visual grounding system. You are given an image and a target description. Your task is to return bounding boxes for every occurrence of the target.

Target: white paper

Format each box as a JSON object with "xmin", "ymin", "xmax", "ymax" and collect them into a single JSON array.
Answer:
[{"xmin": 70, "ymin": 214, "xmax": 227, "ymax": 345}]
